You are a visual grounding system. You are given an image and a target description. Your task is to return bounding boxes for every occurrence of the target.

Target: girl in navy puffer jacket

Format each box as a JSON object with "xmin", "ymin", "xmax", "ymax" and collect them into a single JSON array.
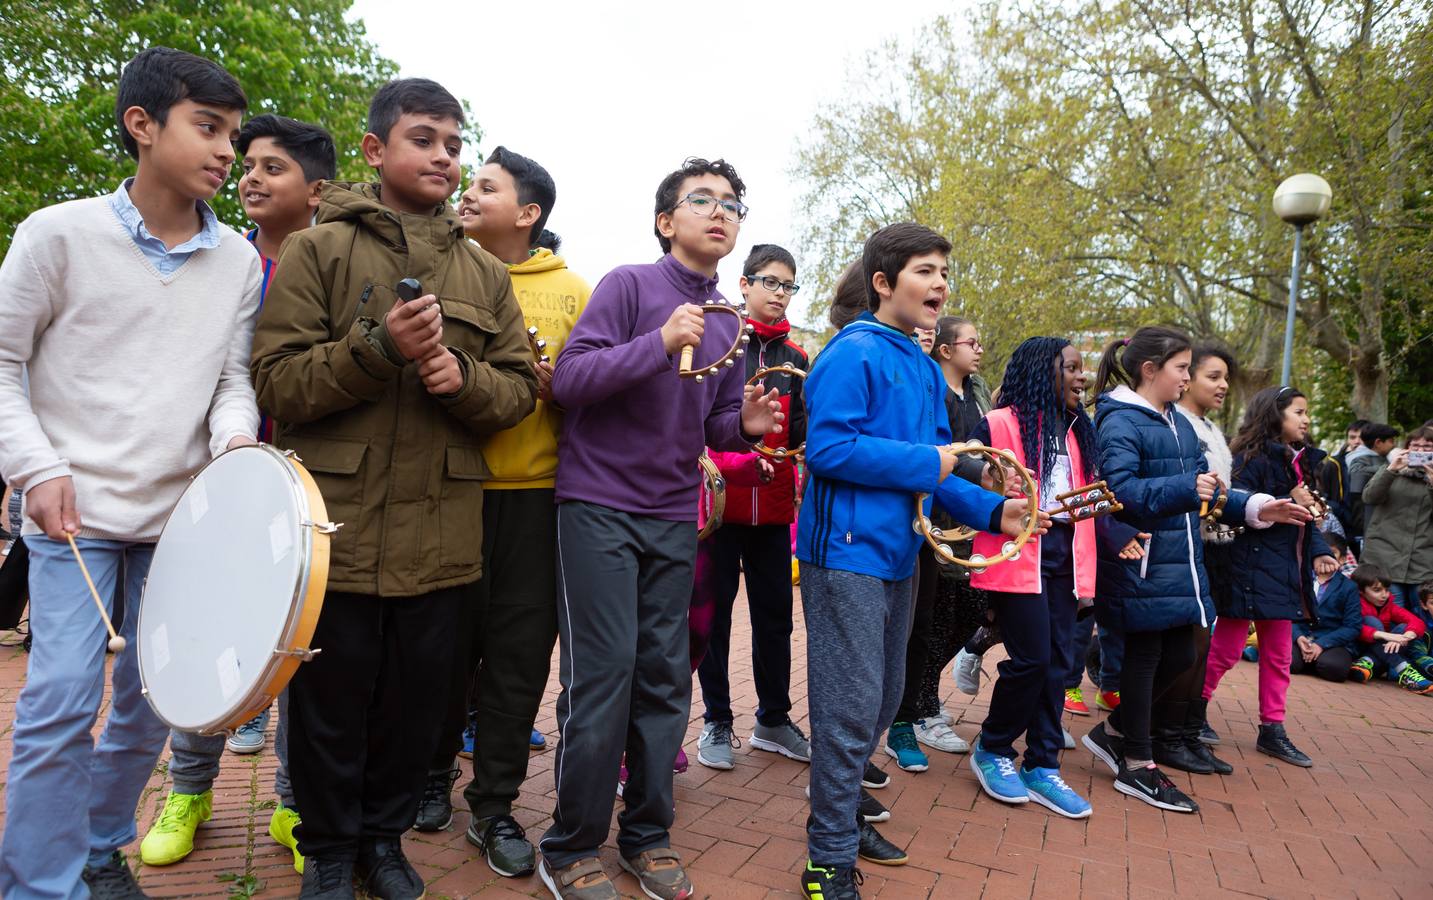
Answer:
[
  {"xmin": 1081, "ymin": 327, "xmax": 1225, "ymax": 815},
  {"xmin": 1201, "ymin": 387, "xmax": 1338, "ymax": 768}
]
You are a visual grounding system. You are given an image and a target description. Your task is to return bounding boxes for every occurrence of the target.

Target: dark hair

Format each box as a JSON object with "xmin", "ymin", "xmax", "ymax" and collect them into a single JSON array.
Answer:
[
  {"xmin": 115, "ymin": 47, "xmax": 247, "ymax": 160},
  {"xmin": 1407, "ymin": 425, "xmax": 1433, "ymax": 447},
  {"xmin": 1324, "ymin": 531, "xmax": 1348, "ymax": 559},
  {"xmin": 1419, "ymin": 580, "xmax": 1433, "ymax": 602},
  {"xmin": 861, "ymin": 223, "xmax": 951, "ymax": 311},
  {"xmin": 1347, "ymin": 418, "xmax": 1370, "ymax": 433},
  {"xmin": 743, "ymin": 244, "xmax": 797, "ymax": 278},
  {"xmin": 1360, "ymin": 422, "xmax": 1398, "ymax": 445},
  {"xmin": 237, "ymin": 114, "xmax": 337, "ymax": 182},
  {"xmin": 534, "ymin": 229, "xmax": 562, "ymax": 254},
  {"xmin": 484, "ymin": 146, "xmax": 556, "ymax": 247},
  {"xmin": 930, "ymin": 316, "xmax": 973, "ymax": 360},
  {"xmin": 1092, "ymin": 325, "xmax": 1192, "ymax": 397},
  {"xmin": 828, "ymin": 259, "xmax": 867, "ymax": 330},
  {"xmin": 1351, "ymin": 564, "xmax": 1392, "ymax": 591},
  {"xmin": 1190, "ymin": 341, "xmax": 1237, "ymax": 379},
  {"xmin": 996, "ymin": 337, "xmax": 1098, "ymax": 489},
  {"xmin": 653, "ymin": 158, "xmax": 746, "ymax": 253},
  {"xmin": 1229, "ymin": 386, "xmax": 1307, "ymax": 464},
  {"xmin": 367, "ymin": 78, "xmax": 464, "ymax": 144}
]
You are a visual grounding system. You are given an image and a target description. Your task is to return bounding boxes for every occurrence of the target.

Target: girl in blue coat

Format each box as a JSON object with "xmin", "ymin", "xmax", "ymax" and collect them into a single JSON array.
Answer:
[
  {"xmin": 1201, "ymin": 387, "xmax": 1339, "ymax": 767},
  {"xmin": 1080, "ymin": 326, "xmax": 1226, "ymax": 814}
]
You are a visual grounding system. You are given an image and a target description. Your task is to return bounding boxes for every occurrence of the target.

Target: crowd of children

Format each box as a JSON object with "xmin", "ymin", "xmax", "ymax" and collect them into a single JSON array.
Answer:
[{"xmin": 1, "ymin": 45, "xmax": 1431, "ymax": 900}]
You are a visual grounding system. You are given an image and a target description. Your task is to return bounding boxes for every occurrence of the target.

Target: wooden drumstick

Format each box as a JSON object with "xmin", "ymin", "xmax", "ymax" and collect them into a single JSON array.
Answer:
[{"xmin": 65, "ymin": 533, "xmax": 126, "ymax": 652}]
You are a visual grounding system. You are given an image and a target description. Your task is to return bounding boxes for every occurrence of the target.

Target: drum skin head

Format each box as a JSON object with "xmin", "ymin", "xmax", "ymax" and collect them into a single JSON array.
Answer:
[{"xmin": 138, "ymin": 445, "xmax": 328, "ymax": 733}]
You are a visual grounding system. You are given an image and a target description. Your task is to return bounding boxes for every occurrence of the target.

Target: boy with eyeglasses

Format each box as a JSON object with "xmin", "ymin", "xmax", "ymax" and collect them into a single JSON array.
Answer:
[
  {"xmin": 536, "ymin": 158, "xmax": 785, "ymax": 900},
  {"xmin": 695, "ymin": 243, "xmax": 811, "ymax": 771}
]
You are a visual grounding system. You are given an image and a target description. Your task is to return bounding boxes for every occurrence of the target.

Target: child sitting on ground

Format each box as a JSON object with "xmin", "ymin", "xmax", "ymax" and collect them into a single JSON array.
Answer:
[
  {"xmin": 1348, "ymin": 565, "xmax": 1433, "ymax": 693},
  {"xmin": 1289, "ymin": 533, "xmax": 1363, "ymax": 683}
]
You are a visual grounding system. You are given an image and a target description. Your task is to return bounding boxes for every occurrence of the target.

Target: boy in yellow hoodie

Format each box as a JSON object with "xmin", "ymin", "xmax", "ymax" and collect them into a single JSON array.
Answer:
[{"xmin": 412, "ymin": 146, "xmax": 589, "ymax": 878}]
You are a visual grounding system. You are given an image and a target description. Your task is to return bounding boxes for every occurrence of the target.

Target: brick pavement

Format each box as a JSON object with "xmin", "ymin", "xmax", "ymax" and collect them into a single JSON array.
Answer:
[{"xmin": 2, "ymin": 587, "xmax": 1433, "ymax": 898}]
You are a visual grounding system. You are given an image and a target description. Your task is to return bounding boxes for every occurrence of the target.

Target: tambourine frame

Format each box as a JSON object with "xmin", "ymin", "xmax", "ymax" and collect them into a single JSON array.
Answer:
[
  {"xmin": 912, "ymin": 443, "xmax": 1039, "ymax": 572},
  {"xmin": 746, "ymin": 362, "xmax": 805, "ymax": 460},
  {"xmin": 678, "ymin": 302, "xmax": 752, "ymax": 383},
  {"xmin": 1048, "ymin": 481, "xmax": 1123, "ymax": 522},
  {"xmin": 137, "ymin": 444, "xmax": 332, "ymax": 735},
  {"xmin": 697, "ymin": 452, "xmax": 726, "ymax": 540},
  {"xmin": 526, "ymin": 326, "xmax": 549, "ymax": 364}
]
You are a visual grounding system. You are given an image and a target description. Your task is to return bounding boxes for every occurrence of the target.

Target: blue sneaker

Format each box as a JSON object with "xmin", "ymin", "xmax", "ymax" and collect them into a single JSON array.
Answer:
[
  {"xmin": 225, "ymin": 708, "xmax": 270, "ymax": 754},
  {"xmin": 459, "ymin": 716, "xmax": 476, "ymax": 760},
  {"xmin": 529, "ymin": 727, "xmax": 546, "ymax": 750},
  {"xmin": 884, "ymin": 722, "xmax": 929, "ymax": 772},
  {"xmin": 969, "ymin": 738, "xmax": 1028, "ymax": 804},
  {"xmin": 1020, "ymin": 766, "xmax": 1091, "ymax": 819}
]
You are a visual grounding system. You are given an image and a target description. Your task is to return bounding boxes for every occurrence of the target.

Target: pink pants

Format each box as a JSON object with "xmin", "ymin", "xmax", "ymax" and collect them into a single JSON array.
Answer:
[{"xmin": 1203, "ymin": 617, "xmax": 1292, "ymax": 724}]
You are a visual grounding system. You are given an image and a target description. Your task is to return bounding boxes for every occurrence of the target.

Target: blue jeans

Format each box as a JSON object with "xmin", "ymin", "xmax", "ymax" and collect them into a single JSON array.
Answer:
[
  {"xmin": 1358, "ymin": 617, "xmax": 1413, "ymax": 674},
  {"xmin": 802, "ymin": 563, "xmax": 915, "ymax": 867},
  {"xmin": 168, "ymin": 689, "xmax": 294, "ymax": 807},
  {"xmin": 0, "ymin": 537, "xmax": 170, "ymax": 899},
  {"xmin": 1390, "ymin": 583, "xmax": 1423, "ymax": 614}
]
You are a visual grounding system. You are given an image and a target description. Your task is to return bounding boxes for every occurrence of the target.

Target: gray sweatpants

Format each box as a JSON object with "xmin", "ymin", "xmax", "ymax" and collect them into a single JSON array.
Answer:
[
  {"xmin": 168, "ymin": 690, "xmax": 294, "ymax": 809},
  {"xmin": 802, "ymin": 563, "xmax": 915, "ymax": 867},
  {"xmin": 539, "ymin": 501, "xmax": 695, "ymax": 870}
]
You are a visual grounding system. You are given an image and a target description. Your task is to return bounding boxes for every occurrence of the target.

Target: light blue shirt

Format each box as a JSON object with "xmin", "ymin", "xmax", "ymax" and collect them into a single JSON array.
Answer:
[{"xmin": 107, "ymin": 178, "xmax": 223, "ymax": 276}]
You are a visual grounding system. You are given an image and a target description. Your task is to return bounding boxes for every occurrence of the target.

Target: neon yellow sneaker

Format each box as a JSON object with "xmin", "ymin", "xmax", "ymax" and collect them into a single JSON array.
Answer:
[
  {"xmin": 269, "ymin": 804, "xmax": 305, "ymax": 874},
  {"xmin": 139, "ymin": 789, "xmax": 212, "ymax": 866}
]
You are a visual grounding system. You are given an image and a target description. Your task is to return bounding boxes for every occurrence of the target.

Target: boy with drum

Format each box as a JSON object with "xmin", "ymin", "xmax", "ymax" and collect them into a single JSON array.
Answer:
[
  {"xmin": 0, "ymin": 48, "xmax": 261, "ymax": 898},
  {"xmin": 139, "ymin": 112, "xmax": 337, "ymax": 875},
  {"xmin": 251, "ymin": 78, "xmax": 537, "ymax": 898}
]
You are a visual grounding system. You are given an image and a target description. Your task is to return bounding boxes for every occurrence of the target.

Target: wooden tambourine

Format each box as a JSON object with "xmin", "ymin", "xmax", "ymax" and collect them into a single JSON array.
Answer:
[
  {"xmin": 526, "ymin": 326, "xmax": 549, "ymax": 364},
  {"xmin": 677, "ymin": 302, "xmax": 752, "ymax": 383},
  {"xmin": 747, "ymin": 362, "xmax": 805, "ymax": 460},
  {"xmin": 1199, "ymin": 478, "xmax": 1243, "ymax": 543},
  {"xmin": 697, "ymin": 452, "xmax": 726, "ymax": 540},
  {"xmin": 1047, "ymin": 481, "xmax": 1123, "ymax": 521},
  {"xmin": 912, "ymin": 443, "xmax": 1039, "ymax": 573}
]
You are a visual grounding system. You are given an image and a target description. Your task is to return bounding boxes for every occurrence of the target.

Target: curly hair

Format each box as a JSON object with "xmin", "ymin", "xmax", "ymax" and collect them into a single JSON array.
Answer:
[{"xmin": 995, "ymin": 337, "xmax": 1097, "ymax": 490}]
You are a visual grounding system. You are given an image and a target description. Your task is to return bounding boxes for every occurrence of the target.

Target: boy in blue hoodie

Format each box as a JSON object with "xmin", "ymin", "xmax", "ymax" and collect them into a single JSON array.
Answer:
[{"xmin": 794, "ymin": 223, "xmax": 1041, "ymax": 900}]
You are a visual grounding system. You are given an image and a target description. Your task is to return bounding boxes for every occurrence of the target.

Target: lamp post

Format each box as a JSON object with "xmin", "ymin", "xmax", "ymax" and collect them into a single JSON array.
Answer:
[{"xmin": 1272, "ymin": 173, "xmax": 1332, "ymax": 386}]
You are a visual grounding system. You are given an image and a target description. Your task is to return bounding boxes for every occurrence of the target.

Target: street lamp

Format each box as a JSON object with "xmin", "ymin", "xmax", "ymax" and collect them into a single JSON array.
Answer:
[{"xmin": 1273, "ymin": 173, "xmax": 1332, "ymax": 386}]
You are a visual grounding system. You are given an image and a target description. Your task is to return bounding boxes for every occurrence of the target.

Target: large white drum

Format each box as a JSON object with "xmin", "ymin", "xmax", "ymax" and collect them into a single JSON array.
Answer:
[{"xmin": 139, "ymin": 444, "xmax": 334, "ymax": 734}]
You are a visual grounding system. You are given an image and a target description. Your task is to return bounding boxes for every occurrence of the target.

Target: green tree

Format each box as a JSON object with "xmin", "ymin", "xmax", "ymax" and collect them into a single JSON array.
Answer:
[{"xmin": 0, "ymin": 0, "xmax": 481, "ymax": 256}]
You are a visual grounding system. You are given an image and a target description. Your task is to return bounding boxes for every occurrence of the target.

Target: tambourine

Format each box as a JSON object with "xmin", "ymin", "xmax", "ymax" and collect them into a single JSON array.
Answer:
[
  {"xmin": 697, "ymin": 452, "xmax": 726, "ymax": 540},
  {"xmin": 1302, "ymin": 485, "xmax": 1331, "ymax": 524},
  {"xmin": 677, "ymin": 302, "xmax": 753, "ymax": 383},
  {"xmin": 912, "ymin": 443, "xmax": 1039, "ymax": 573},
  {"xmin": 747, "ymin": 362, "xmax": 805, "ymax": 460},
  {"xmin": 1047, "ymin": 482, "xmax": 1123, "ymax": 521},
  {"xmin": 1199, "ymin": 478, "xmax": 1244, "ymax": 543},
  {"xmin": 526, "ymin": 326, "xmax": 548, "ymax": 364}
]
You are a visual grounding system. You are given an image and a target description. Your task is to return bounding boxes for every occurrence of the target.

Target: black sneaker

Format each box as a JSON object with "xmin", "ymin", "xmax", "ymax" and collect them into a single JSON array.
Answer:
[
  {"xmin": 800, "ymin": 861, "xmax": 864, "ymax": 899},
  {"xmin": 81, "ymin": 851, "xmax": 150, "ymax": 900},
  {"xmin": 1199, "ymin": 721, "xmax": 1221, "ymax": 745},
  {"xmin": 1257, "ymin": 723, "xmax": 1312, "ymax": 767},
  {"xmin": 1081, "ymin": 721, "xmax": 1124, "ymax": 775},
  {"xmin": 466, "ymin": 814, "xmax": 536, "ymax": 877},
  {"xmin": 413, "ymin": 767, "xmax": 459, "ymax": 832},
  {"xmin": 857, "ymin": 821, "xmax": 907, "ymax": 866},
  {"xmin": 860, "ymin": 761, "xmax": 890, "ymax": 789},
  {"xmin": 857, "ymin": 789, "xmax": 890, "ymax": 823},
  {"xmin": 1114, "ymin": 765, "xmax": 1198, "ymax": 813},
  {"xmin": 356, "ymin": 838, "xmax": 424, "ymax": 900},
  {"xmin": 299, "ymin": 856, "xmax": 357, "ymax": 899}
]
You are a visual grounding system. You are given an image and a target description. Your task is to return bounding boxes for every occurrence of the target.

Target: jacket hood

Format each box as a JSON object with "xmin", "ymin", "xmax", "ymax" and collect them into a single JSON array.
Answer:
[
  {"xmin": 507, "ymin": 247, "xmax": 567, "ymax": 274},
  {"xmin": 825, "ymin": 311, "xmax": 924, "ymax": 355},
  {"xmin": 316, "ymin": 181, "xmax": 464, "ymax": 252},
  {"xmin": 1095, "ymin": 384, "xmax": 1175, "ymax": 428},
  {"xmin": 1345, "ymin": 445, "xmax": 1378, "ymax": 465}
]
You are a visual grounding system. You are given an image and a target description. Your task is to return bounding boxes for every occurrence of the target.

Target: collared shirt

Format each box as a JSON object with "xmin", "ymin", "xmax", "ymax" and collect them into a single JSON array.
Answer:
[{"xmin": 107, "ymin": 178, "xmax": 222, "ymax": 276}]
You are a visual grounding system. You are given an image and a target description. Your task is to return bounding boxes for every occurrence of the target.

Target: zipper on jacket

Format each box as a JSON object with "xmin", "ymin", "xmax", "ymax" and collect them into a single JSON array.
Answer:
[
  {"xmin": 1139, "ymin": 535, "xmax": 1152, "ymax": 580},
  {"xmin": 1170, "ymin": 411, "xmax": 1208, "ymax": 628}
]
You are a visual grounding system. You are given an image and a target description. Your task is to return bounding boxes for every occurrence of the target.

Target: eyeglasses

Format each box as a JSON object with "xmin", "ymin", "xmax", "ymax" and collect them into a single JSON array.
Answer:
[
  {"xmin": 677, "ymin": 193, "xmax": 749, "ymax": 223},
  {"xmin": 951, "ymin": 338, "xmax": 983, "ymax": 350},
  {"xmin": 747, "ymin": 274, "xmax": 800, "ymax": 295}
]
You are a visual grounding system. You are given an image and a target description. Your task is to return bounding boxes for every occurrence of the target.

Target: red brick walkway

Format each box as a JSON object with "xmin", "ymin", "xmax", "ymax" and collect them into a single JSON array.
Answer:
[{"xmin": 2, "ymin": 588, "xmax": 1432, "ymax": 898}]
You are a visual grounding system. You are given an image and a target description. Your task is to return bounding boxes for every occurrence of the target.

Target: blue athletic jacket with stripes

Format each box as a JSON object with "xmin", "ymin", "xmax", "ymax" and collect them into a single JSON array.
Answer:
[{"xmin": 795, "ymin": 313, "xmax": 1005, "ymax": 582}]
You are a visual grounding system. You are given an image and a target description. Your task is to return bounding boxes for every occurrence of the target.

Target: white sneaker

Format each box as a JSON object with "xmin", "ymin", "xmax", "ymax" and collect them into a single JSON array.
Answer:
[
  {"xmin": 953, "ymin": 649, "xmax": 983, "ymax": 696},
  {"xmin": 1062, "ymin": 727, "xmax": 1076, "ymax": 750},
  {"xmin": 914, "ymin": 718, "xmax": 970, "ymax": 754}
]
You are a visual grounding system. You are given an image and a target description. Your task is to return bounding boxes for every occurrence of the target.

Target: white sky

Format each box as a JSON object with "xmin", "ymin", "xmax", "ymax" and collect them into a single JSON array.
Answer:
[{"xmin": 348, "ymin": 0, "xmax": 963, "ymax": 327}]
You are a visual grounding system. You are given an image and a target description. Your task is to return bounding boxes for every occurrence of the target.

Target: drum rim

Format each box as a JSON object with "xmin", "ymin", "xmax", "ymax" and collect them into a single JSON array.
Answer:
[{"xmin": 138, "ymin": 443, "xmax": 319, "ymax": 734}]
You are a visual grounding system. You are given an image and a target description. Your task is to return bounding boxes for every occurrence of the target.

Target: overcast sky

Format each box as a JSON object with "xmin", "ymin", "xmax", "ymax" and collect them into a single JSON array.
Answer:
[{"xmin": 348, "ymin": 0, "xmax": 963, "ymax": 327}]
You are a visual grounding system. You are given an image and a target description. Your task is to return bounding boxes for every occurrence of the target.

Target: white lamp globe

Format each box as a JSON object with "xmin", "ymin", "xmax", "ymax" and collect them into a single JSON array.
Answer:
[{"xmin": 1273, "ymin": 174, "xmax": 1332, "ymax": 226}]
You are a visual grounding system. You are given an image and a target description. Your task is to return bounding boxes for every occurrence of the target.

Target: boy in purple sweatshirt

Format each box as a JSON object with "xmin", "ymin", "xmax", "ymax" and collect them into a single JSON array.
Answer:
[{"xmin": 538, "ymin": 158, "xmax": 783, "ymax": 900}]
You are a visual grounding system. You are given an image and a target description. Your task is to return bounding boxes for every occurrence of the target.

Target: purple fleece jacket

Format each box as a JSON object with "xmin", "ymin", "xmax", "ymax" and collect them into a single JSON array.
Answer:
[{"xmin": 552, "ymin": 253, "xmax": 749, "ymax": 520}]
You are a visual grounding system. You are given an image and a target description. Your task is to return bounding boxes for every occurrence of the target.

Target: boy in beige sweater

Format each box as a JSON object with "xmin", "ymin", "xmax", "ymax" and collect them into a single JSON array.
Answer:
[{"xmin": 0, "ymin": 47, "xmax": 260, "ymax": 898}]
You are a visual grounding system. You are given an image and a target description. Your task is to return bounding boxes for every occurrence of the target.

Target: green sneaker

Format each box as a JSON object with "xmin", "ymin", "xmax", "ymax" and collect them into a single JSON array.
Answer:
[
  {"xmin": 139, "ymin": 789, "xmax": 212, "ymax": 866},
  {"xmin": 1349, "ymin": 656, "xmax": 1375, "ymax": 683},
  {"xmin": 268, "ymin": 804, "xmax": 305, "ymax": 874},
  {"xmin": 1398, "ymin": 665, "xmax": 1433, "ymax": 694}
]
